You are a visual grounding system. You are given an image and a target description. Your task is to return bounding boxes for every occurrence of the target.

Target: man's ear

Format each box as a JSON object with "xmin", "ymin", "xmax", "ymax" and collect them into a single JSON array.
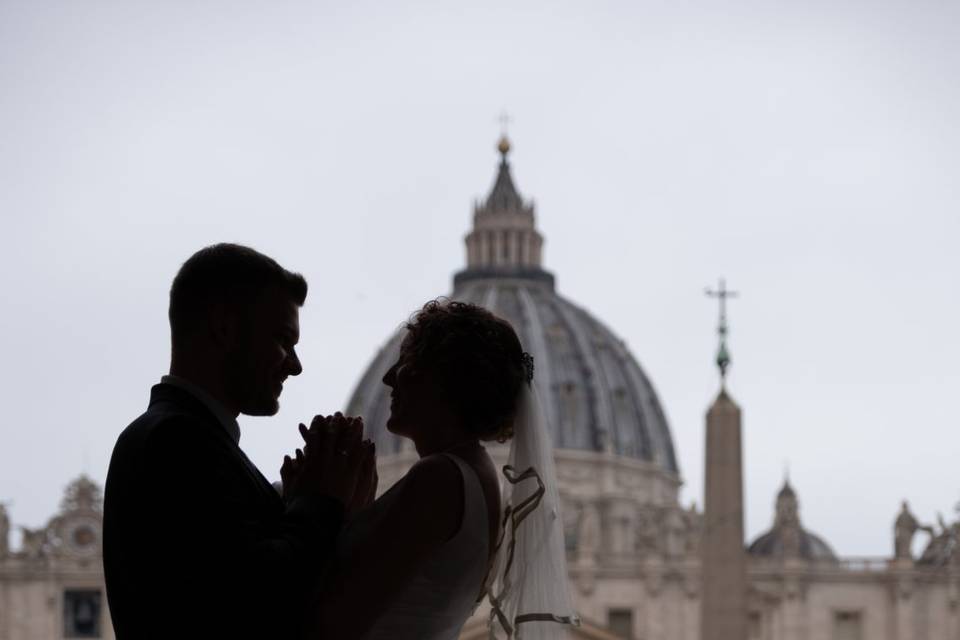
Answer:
[{"xmin": 208, "ymin": 302, "xmax": 240, "ymax": 350}]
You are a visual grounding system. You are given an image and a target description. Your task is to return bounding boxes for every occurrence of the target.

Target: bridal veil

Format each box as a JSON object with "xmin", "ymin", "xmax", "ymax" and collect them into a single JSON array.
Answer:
[{"xmin": 484, "ymin": 383, "xmax": 580, "ymax": 639}]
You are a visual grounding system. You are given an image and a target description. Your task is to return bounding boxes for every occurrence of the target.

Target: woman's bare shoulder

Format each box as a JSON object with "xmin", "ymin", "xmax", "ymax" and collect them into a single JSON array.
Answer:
[{"xmin": 397, "ymin": 455, "xmax": 465, "ymax": 542}]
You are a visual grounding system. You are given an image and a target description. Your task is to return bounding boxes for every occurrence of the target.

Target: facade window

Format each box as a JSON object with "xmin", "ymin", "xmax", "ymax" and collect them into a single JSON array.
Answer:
[
  {"xmin": 833, "ymin": 611, "xmax": 862, "ymax": 640},
  {"xmin": 748, "ymin": 611, "xmax": 763, "ymax": 639},
  {"xmin": 63, "ymin": 589, "xmax": 101, "ymax": 638},
  {"xmin": 607, "ymin": 608, "xmax": 633, "ymax": 639}
]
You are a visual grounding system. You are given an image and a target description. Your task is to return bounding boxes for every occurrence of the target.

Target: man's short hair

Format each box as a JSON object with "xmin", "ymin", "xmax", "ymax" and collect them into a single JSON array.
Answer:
[{"xmin": 169, "ymin": 243, "xmax": 307, "ymax": 346}]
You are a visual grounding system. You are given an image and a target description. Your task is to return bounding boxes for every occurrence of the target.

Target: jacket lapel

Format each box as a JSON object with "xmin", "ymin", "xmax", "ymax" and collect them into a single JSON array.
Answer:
[{"xmin": 150, "ymin": 384, "xmax": 284, "ymax": 510}]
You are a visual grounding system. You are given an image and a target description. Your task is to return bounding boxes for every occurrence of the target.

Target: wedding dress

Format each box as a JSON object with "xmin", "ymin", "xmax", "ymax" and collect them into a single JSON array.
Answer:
[
  {"xmin": 329, "ymin": 384, "xmax": 578, "ymax": 639},
  {"xmin": 334, "ymin": 452, "xmax": 489, "ymax": 640}
]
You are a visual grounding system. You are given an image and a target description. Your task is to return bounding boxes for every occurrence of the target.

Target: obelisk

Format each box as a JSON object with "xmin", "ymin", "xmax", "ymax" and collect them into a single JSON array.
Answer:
[{"xmin": 702, "ymin": 279, "xmax": 746, "ymax": 640}]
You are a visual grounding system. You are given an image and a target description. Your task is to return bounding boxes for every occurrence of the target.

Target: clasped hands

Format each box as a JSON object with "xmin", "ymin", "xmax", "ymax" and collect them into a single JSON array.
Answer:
[{"xmin": 280, "ymin": 412, "xmax": 378, "ymax": 514}]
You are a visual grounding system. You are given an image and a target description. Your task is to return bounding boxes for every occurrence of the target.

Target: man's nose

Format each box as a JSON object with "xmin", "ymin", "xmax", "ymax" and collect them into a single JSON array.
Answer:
[{"xmin": 288, "ymin": 350, "xmax": 303, "ymax": 376}]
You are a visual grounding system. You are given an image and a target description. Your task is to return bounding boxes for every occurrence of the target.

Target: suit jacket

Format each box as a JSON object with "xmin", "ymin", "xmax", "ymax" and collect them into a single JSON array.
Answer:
[{"xmin": 103, "ymin": 383, "xmax": 344, "ymax": 640}]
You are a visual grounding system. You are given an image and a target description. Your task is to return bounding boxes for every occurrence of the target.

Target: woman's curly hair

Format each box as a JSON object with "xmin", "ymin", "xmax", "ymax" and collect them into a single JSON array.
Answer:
[{"xmin": 401, "ymin": 299, "xmax": 530, "ymax": 442}]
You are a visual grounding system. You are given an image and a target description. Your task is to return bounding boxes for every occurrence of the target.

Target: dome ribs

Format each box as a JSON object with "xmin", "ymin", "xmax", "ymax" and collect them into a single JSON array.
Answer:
[
  {"xmin": 540, "ymin": 297, "xmax": 594, "ymax": 451},
  {"xmin": 550, "ymin": 295, "xmax": 612, "ymax": 454},
  {"xmin": 594, "ymin": 321, "xmax": 656, "ymax": 464},
  {"xmin": 622, "ymin": 346, "xmax": 679, "ymax": 474}
]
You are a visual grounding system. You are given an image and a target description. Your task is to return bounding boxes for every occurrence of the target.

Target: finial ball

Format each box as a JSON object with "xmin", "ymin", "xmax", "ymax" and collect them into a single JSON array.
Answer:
[{"xmin": 497, "ymin": 135, "xmax": 511, "ymax": 156}]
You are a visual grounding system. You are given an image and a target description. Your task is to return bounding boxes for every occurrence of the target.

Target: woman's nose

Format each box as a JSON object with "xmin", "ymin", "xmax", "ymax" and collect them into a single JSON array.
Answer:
[{"xmin": 383, "ymin": 363, "xmax": 398, "ymax": 386}]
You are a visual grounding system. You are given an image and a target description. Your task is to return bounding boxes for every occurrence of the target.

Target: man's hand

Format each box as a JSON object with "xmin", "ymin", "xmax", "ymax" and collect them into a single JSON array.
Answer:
[
  {"xmin": 283, "ymin": 413, "xmax": 365, "ymax": 508},
  {"xmin": 280, "ymin": 447, "xmax": 306, "ymax": 502}
]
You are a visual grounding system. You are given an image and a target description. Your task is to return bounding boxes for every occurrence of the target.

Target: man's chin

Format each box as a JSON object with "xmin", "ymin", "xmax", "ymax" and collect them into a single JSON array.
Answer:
[{"xmin": 241, "ymin": 399, "xmax": 281, "ymax": 417}]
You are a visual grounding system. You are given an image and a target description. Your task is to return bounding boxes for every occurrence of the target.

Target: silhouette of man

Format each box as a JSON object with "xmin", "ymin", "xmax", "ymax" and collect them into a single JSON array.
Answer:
[{"xmin": 104, "ymin": 244, "xmax": 366, "ymax": 639}]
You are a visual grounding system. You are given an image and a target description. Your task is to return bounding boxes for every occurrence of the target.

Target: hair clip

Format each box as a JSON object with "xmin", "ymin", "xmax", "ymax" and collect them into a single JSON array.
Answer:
[{"xmin": 521, "ymin": 351, "xmax": 535, "ymax": 384}]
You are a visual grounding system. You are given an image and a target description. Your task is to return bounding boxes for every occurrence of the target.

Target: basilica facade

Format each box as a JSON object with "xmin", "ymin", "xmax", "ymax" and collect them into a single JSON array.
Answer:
[
  {"xmin": 0, "ymin": 477, "xmax": 112, "ymax": 639},
  {"xmin": 0, "ymin": 137, "xmax": 957, "ymax": 640}
]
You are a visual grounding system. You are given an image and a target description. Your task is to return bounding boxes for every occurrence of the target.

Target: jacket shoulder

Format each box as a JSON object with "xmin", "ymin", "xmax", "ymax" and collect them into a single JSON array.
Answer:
[
  {"xmin": 116, "ymin": 401, "xmax": 204, "ymax": 444},
  {"xmin": 110, "ymin": 400, "xmax": 225, "ymax": 481}
]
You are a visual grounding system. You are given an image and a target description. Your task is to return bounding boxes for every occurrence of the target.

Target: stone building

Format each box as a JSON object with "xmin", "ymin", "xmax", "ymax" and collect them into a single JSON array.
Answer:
[
  {"xmin": 0, "ymin": 477, "xmax": 111, "ymax": 640},
  {"xmin": 1, "ymin": 136, "xmax": 957, "ymax": 639}
]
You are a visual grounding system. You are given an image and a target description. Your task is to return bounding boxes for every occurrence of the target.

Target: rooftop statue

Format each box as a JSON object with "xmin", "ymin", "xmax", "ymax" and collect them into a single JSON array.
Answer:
[
  {"xmin": 894, "ymin": 500, "xmax": 933, "ymax": 560},
  {"xmin": 917, "ymin": 504, "xmax": 960, "ymax": 567}
]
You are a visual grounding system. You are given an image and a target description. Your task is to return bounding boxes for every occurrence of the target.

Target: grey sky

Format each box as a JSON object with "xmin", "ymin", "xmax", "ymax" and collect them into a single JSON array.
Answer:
[{"xmin": 1, "ymin": 0, "xmax": 958, "ymax": 557}]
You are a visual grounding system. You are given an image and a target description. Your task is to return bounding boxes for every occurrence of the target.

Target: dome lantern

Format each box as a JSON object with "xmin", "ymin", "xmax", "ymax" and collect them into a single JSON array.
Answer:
[{"xmin": 455, "ymin": 137, "xmax": 554, "ymax": 289}]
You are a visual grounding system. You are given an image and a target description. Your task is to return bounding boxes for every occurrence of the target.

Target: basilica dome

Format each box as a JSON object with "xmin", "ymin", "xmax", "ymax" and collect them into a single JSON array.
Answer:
[{"xmin": 346, "ymin": 138, "xmax": 679, "ymax": 476}]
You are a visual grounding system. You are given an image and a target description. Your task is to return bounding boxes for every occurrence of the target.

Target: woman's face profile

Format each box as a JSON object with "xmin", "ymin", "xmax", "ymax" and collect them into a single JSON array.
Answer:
[{"xmin": 383, "ymin": 336, "xmax": 433, "ymax": 437}]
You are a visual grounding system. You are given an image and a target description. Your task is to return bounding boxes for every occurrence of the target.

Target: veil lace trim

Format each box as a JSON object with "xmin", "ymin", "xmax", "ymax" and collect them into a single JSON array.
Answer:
[{"xmin": 480, "ymin": 463, "xmax": 581, "ymax": 638}]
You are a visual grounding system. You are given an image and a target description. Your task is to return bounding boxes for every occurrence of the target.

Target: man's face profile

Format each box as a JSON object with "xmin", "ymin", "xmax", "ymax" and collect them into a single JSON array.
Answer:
[{"xmin": 225, "ymin": 285, "xmax": 302, "ymax": 416}]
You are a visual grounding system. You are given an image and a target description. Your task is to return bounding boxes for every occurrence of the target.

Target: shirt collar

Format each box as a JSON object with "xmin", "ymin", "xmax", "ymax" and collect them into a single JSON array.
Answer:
[{"xmin": 160, "ymin": 375, "xmax": 241, "ymax": 445}]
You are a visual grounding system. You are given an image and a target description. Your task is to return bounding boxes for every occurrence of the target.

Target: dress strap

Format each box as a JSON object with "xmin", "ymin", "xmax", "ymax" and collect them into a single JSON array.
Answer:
[{"xmin": 435, "ymin": 453, "xmax": 487, "ymax": 540}]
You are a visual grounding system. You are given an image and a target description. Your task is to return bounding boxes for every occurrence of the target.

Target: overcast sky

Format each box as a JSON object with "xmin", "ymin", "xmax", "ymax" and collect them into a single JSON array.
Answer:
[{"xmin": 1, "ymin": 0, "xmax": 958, "ymax": 557}]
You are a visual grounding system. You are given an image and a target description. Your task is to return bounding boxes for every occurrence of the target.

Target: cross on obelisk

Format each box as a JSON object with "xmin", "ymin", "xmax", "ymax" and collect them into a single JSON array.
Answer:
[{"xmin": 705, "ymin": 278, "xmax": 738, "ymax": 387}]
